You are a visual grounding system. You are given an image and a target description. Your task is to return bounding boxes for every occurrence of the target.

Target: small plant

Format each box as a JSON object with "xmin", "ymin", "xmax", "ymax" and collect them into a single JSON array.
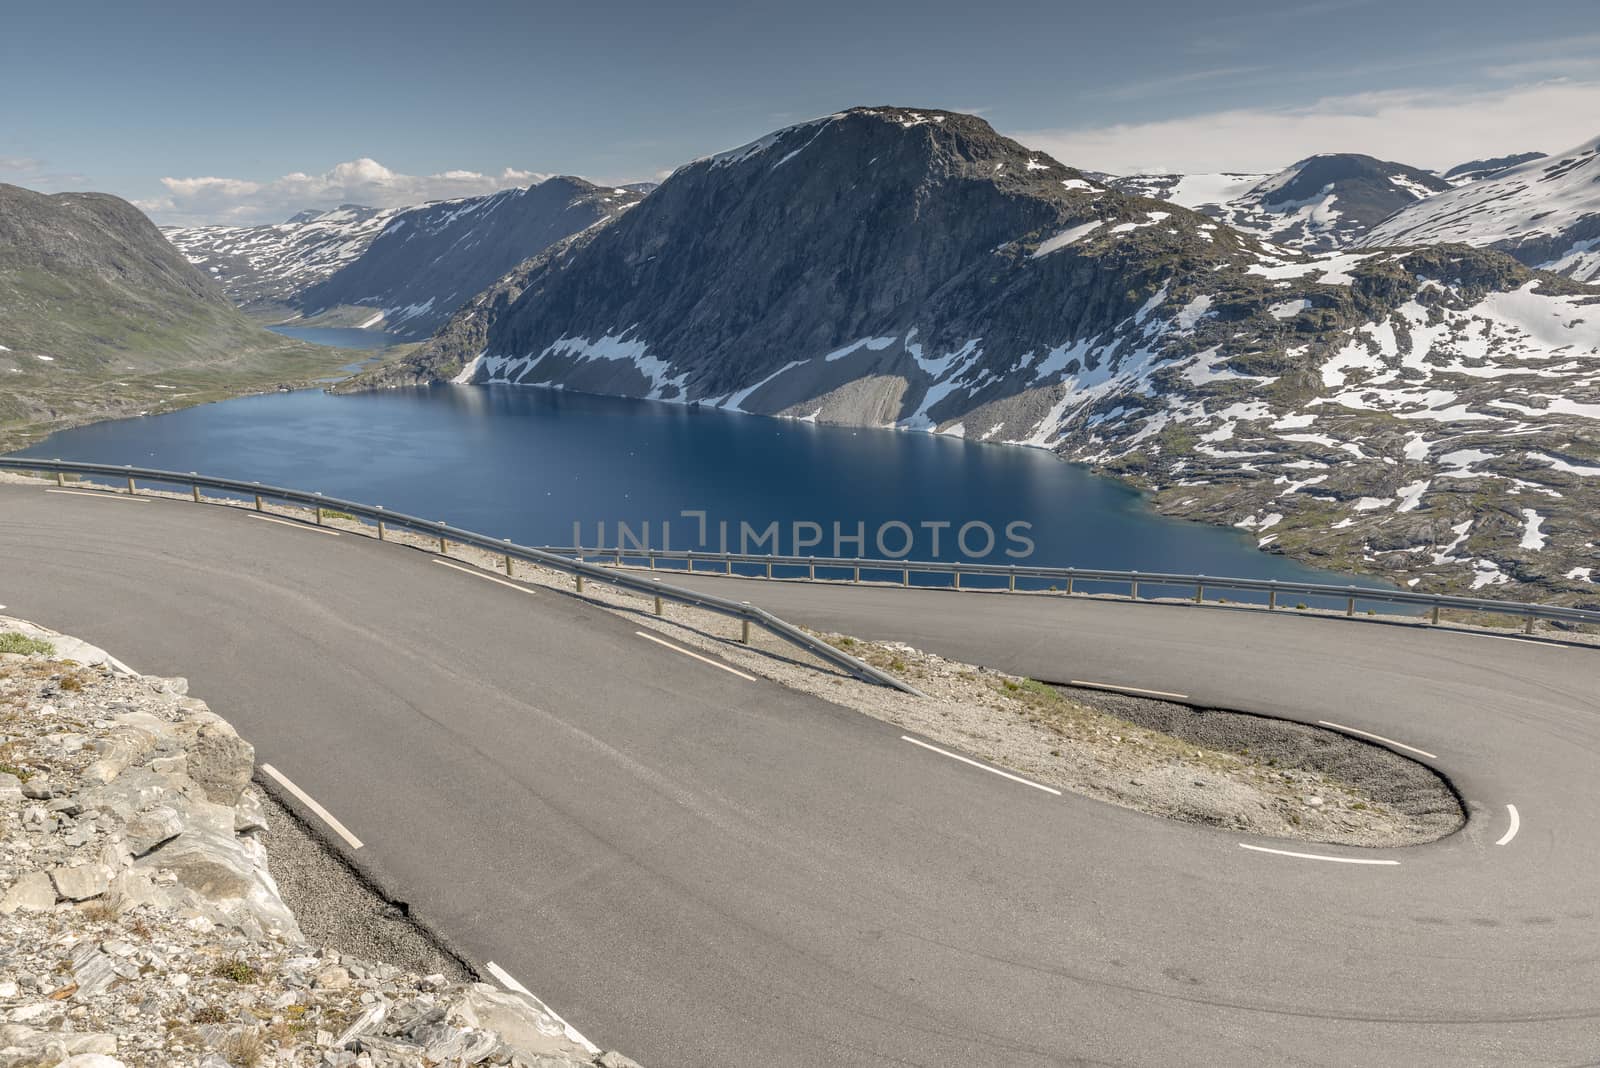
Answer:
[
  {"xmin": 0, "ymin": 762, "xmax": 33, "ymax": 782},
  {"xmin": 1295, "ymin": 602, "xmax": 1307, "ymax": 611},
  {"xmin": 80, "ymin": 898, "xmax": 120, "ymax": 923},
  {"xmin": 0, "ymin": 633, "xmax": 54, "ymax": 657},
  {"xmin": 222, "ymin": 1028, "xmax": 266, "ymax": 1068},
  {"xmin": 213, "ymin": 959, "xmax": 260, "ymax": 984},
  {"xmin": 192, "ymin": 1006, "xmax": 230, "ymax": 1024},
  {"xmin": 57, "ymin": 675, "xmax": 83, "ymax": 692}
]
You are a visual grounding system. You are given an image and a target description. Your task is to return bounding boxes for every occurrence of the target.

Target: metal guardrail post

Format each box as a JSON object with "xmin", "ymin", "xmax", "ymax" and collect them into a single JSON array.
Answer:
[
  {"xmin": 1431, "ymin": 605, "xmax": 1439, "ymax": 624},
  {"xmin": 1525, "ymin": 615, "xmax": 1535, "ymax": 635},
  {"xmin": 1066, "ymin": 571, "xmax": 1075, "ymax": 594},
  {"xmin": 687, "ymin": 555, "xmax": 694, "ymax": 573},
  {"xmin": 1347, "ymin": 591, "xmax": 1356, "ymax": 617},
  {"xmin": 126, "ymin": 475, "xmax": 136, "ymax": 495},
  {"xmin": 902, "ymin": 567, "xmax": 910, "ymax": 587},
  {"xmin": 504, "ymin": 554, "xmax": 513, "ymax": 576},
  {"xmin": 1268, "ymin": 584, "xmax": 1277, "ymax": 610},
  {"xmin": 1131, "ymin": 573, "xmax": 1140, "ymax": 599},
  {"xmin": 766, "ymin": 558, "xmax": 773, "ymax": 579},
  {"xmin": 55, "ymin": 471, "xmax": 65, "ymax": 487},
  {"xmin": 1195, "ymin": 581, "xmax": 1204, "ymax": 604},
  {"xmin": 741, "ymin": 604, "xmax": 751, "ymax": 644},
  {"xmin": 1009, "ymin": 568, "xmax": 1016, "ymax": 592},
  {"xmin": 954, "ymin": 571, "xmax": 962, "ymax": 590},
  {"xmin": 315, "ymin": 507, "xmax": 324, "ymax": 526},
  {"xmin": 575, "ymin": 573, "xmax": 584, "ymax": 593},
  {"xmin": 190, "ymin": 475, "xmax": 201, "ymax": 503},
  {"xmin": 853, "ymin": 565, "xmax": 860, "ymax": 583},
  {"xmin": 648, "ymin": 552, "xmax": 656, "ymax": 570},
  {"xmin": 809, "ymin": 561, "xmax": 815, "ymax": 580}
]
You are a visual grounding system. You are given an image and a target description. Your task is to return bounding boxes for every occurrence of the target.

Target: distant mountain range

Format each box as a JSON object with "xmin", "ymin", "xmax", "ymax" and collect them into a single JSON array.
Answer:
[
  {"xmin": 294, "ymin": 177, "xmax": 647, "ymax": 338},
  {"xmin": 350, "ymin": 108, "xmax": 1600, "ymax": 602},
  {"xmin": 164, "ymin": 179, "xmax": 652, "ymax": 333},
  {"xmin": 164, "ymin": 204, "xmax": 404, "ymax": 314},
  {"xmin": 1365, "ymin": 138, "xmax": 1600, "ymax": 283}
]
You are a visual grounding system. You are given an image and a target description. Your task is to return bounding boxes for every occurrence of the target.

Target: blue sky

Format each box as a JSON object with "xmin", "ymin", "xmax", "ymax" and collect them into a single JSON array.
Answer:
[{"xmin": 4, "ymin": 0, "xmax": 1597, "ymax": 224}]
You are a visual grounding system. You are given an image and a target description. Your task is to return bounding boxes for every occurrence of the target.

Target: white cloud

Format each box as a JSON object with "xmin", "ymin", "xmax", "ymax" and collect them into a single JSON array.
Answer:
[
  {"xmin": 137, "ymin": 157, "xmax": 550, "ymax": 226},
  {"xmin": 1012, "ymin": 79, "xmax": 1600, "ymax": 176}
]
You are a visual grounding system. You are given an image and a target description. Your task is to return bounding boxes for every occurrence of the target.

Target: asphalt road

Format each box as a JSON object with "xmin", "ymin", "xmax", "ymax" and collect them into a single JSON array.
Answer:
[{"xmin": 3, "ymin": 483, "xmax": 1598, "ymax": 1067}]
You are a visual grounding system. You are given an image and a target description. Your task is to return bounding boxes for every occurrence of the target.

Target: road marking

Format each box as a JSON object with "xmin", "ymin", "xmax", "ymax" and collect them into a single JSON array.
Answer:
[
  {"xmin": 259, "ymin": 763, "xmax": 364, "ymax": 849},
  {"xmin": 1316, "ymin": 721, "xmax": 1437, "ymax": 760},
  {"xmin": 900, "ymin": 735, "xmax": 1062, "ymax": 796},
  {"xmin": 434, "ymin": 558, "xmax": 534, "ymax": 594},
  {"xmin": 1069, "ymin": 679, "xmax": 1189, "ymax": 701},
  {"xmin": 484, "ymin": 961, "xmax": 599, "ymax": 1053},
  {"xmin": 634, "ymin": 630, "xmax": 758, "ymax": 681},
  {"xmin": 1496, "ymin": 804, "xmax": 1521, "ymax": 846},
  {"xmin": 248, "ymin": 513, "xmax": 340, "ymax": 535},
  {"xmin": 1238, "ymin": 843, "xmax": 1399, "ymax": 866},
  {"xmin": 45, "ymin": 488, "xmax": 148, "ymax": 503},
  {"xmin": 1455, "ymin": 631, "xmax": 1559, "ymax": 648}
]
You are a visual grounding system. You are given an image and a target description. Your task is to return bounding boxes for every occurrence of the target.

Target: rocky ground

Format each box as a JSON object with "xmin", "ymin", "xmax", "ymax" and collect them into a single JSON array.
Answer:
[{"xmin": 0, "ymin": 616, "xmax": 640, "ymax": 1068}]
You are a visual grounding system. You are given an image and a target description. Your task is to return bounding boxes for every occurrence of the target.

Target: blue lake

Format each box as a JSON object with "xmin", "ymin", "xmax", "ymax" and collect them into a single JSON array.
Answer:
[{"xmin": 10, "ymin": 384, "xmax": 1393, "ymax": 603}]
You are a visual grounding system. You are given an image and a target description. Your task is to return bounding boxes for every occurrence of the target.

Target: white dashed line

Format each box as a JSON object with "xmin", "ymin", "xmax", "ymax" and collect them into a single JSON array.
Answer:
[
  {"xmin": 1316, "ymin": 721, "xmax": 1438, "ymax": 760},
  {"xmin": 484, "ymin": 962, "xmax": 599, "ymax": 1053},
  {"xmin": 45, "ymin": 488, "xmax": 147, "ymax": 503},
  {"xmin": 634, "ymin": 630, "xmax": 757, "ymax": 681},
  {"xmin": 1238, "ymin": 843, "xmax": 1399, "ymax": 866},
  {"xmin": 248, "ymin": 513, "xmax": 340, "ymax": 535},
  {"xmin": 1069, "ymin": 679, "xmax": 1189, "ymax": 701},
  {"xmin": 900, "ymin": 735, "xmax": 1062, "ymax": 796},
  {"xmin": 1496, "ymin": 804, "xmax": 1521, "ymax": 846},
  {"xmin": 260, "ymin": 764, "xmax": 364, "ymax": 849}
]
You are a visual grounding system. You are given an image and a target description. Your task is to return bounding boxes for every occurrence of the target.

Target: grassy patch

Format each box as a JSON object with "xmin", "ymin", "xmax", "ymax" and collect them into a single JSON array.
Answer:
[
  {"xmin": 212, "ymin": 959, "xmax": 260, "ymax": 984},
  {"xmin": 0, "ymin": 633, "xmax": 54, "ymax": 657}
]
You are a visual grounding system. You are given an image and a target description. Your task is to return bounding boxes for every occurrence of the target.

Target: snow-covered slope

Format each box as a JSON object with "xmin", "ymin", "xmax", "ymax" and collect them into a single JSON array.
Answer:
[
  {"xmin": 356, "ymin": 107, "xmax": 1600, "ymax": 601},
  {"xmin": 162, "ymin": 205, "xmax": 403, "ymax": 311},
  {"xmin": 1365, "ymin": 137, "xmax": 1600, "ymax": 282},
  {"xmin": 1112, "ymin": 154, "xmax": 1451, "ymax": 251},
  {"xmin": 1441, "ymin": 151, "xmax": 1544, "ymax": 185}
]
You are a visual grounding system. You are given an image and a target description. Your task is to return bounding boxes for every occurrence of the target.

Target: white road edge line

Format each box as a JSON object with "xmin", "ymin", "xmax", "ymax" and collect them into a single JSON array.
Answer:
[
  {"xmin": 433, "ymin": 557, "xmax": 535, "ymax": 593},
  {"xmin": 900, "ymin": 735, "xmax": 1062, "ymax": 796},
  {"xmin": 1238, "ymin": 843, "xmax": 1399, "ymax": 866},
  {"xmin": 1455, "ymin": 632, "xmax": 1559, "ymax": 648},
  {"xmin": 1496, "ymin": 804, "xmax": 1521, "ymax": 846},
  {"xmin": 1316, "ymin": 720, "xmax": 1438, "ymax": 760},
  {"xmin": 44, "ymin": 488, "xmax": 148, "ymax": 503},
  {"xmin": 1069, "ymin": 679, "xmax": 1189, "ymax": 701},
  {"xmin": 247, "ymin": 513, "xmax": 340, "ymax": 536},
  {"xmin": 259, "ymin": 764, "xmax": 364, "ymax": 849},
  {"xmin": 484, "ymin": 961, "xmax": 599, "ymax": 1054},
  {"xmin": 634, "ymin": 630, "xmax": 758, "ymax": 682}
]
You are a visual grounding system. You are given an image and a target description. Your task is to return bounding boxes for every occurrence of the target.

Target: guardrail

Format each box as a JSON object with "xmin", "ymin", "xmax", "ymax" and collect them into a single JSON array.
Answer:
[
  {"xmin": 531, "ymin": 545, "xmax": 1600, "ymax": 634},
  {"xmin": 0, "ymin": 459, "xmax": 922, "ymax": 696}
]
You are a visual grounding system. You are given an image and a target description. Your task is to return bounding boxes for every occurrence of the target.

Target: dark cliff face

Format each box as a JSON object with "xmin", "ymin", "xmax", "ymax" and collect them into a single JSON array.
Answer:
[
  {"xmin": 294, "ymin": 178, "xmax": 646, "ymax": 337},
  {"xmin": 1442, "ymin": 152, "xmax": 1544, "ymax": 183}
]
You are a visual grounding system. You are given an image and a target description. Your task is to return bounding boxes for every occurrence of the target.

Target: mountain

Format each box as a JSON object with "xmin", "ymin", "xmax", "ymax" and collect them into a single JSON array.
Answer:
[
  {"xmin": 1365, "ymin": 137, "xmax": 1600, "ymax": 283},
  {"xmin": 352, "ymin": 107, "xmax": 1600, "ymax": 601},
  {"xmin": 294, "ymin": 177, "xmax": 647, "ymax": 338},
  {"xmin": 162, "ymin": 204, "xmax": 402, "ymax": 315},
  {"xmin": 1441, "ymin": 151, "xmax": 1544, "ymax": 185},
  {"xmin": 1112, "ymin": 154, "xmax": 1452, "ymax": 251},
  {"xmin": 0, "ymin": 183, "xmax": 344, "ymax": 448}
]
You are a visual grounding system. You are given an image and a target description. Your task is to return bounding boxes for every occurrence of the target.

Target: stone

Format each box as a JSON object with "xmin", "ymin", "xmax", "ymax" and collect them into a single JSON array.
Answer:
[
  {"xmin": 1, "ymin": 870, "xmax": 58, "ymax": 913},
  {"xmin": 598, "ymin": 1052, "xmax": 645, "ymax": 1068},
  {"xmin": 183, "ymin": 720, "xmax": 254, "ymax": 805},
  {"xmin": 125, "ymin": 805, "xmax": 185, "ymax": 856},
  {"xmin": 448, "ymin": 984, "xmax": 594, "ymax": 1061},
  {"xmin": 51, "ymin": 863, "xmax": 112, "ymax": 902},
  {"xmin": 0, "ymin": 771, "xmax": 22, "ymax": 801},
  {"xmin": 21, "ymin": 776, "xmax": 53, "ymax": 799},
  {"xmin": 234, "ymin": 790, "xmax": 267, "ymax": 835},
  {"xmin": 314, "ymin": 965, "xmax": 352, "ymax": 991}
]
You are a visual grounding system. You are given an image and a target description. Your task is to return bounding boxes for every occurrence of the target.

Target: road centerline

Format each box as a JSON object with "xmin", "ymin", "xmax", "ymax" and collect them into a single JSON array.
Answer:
[
  {"xmin": 260, "ymin": 763, "xmax": 364, "ymax": 849},
  {"xmin": 900, "ymin": 735, "xmax": 1062, "ymax": 796}
]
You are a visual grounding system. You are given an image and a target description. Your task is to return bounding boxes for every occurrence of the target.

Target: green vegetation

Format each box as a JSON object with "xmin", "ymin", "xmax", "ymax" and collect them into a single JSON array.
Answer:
[
  {"xmin": 0, "ymin": 633, "xmax": 54, "ymax": 656},
  {"xmin": 212, "ymin": 959, "xmax": 260, "ymax": 984}
]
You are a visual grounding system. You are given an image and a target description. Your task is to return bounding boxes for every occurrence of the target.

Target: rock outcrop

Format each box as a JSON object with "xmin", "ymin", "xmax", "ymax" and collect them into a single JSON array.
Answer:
[{"xmin": 0, "ymin": 617, "xmax": 638, "ymax": 1068}]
